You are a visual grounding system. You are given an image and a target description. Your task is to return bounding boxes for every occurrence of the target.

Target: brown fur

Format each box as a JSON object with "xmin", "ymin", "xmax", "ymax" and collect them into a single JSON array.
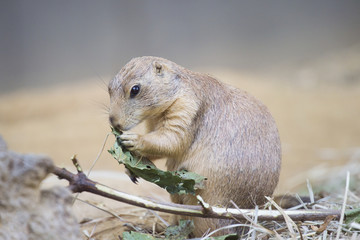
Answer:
[{"xmin": 108, "ymin": 56, "xmax": 281, "ymax": 237}]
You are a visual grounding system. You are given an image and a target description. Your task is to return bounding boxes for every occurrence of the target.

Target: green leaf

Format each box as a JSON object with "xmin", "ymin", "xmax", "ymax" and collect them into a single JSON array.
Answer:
[
  {"xmin": 165, "ymin": 220, "xmax": 194, "ymax": 240},
  {"xmin": 108, "ymin": 128, "xmax": 206, "ymax": 195},
  {"xmin": 123, "ymin": 232, "xmax": 159, "ymax": 240},
  {"xmin": 345, "ymin": 208, "xmax": 360, "ymax": 224}
]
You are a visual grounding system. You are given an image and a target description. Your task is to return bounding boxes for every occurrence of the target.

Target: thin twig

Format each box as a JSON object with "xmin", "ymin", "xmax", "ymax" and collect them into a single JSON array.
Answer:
[
  {"xmin": 266, "ymin": 196, "xmax": 297, "ymax": 239},
  {"xmin": 336, "ymin": 171, "xmax": 350, "ymax": 240},
  {"xmin": 149, "ymin": 210, "xmax": 170, "ymax": 227},
  {"xmin": 230, "ymin": 200, "xmax": 274, "ymax": 235},
  {"xmin": 87, "ymin": 133, "xmax": 111, "ymax": 176},
  {"xmin": 72, "ymin": 154, "xmax": 83, "ymax": 173},
  {"xmin": 200, "ymin": 223, "xmax": 252, "ymax": 240},
  {"xmin": 76, "ymin": 198, "xmax": 127, "ymax": 222},
  {"xmin": 251, "ymin": 205, "xmax": 258, "ymax": 240},
  {"xmin": 306, "ymin": 179, "xmax": 315, "ymax": 204}
]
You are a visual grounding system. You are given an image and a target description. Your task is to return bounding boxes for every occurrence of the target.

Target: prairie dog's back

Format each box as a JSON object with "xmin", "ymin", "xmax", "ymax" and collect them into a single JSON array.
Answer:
[{"xmin": 169, "ymin": 74, "xmax": 281, "ymax": 206}]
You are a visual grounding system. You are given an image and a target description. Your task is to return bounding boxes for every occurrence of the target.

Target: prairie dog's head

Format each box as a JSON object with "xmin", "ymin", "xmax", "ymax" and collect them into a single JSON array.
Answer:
[{"xmin": 108, "ymin": 56, "xmax": 182, "ymax": 131}]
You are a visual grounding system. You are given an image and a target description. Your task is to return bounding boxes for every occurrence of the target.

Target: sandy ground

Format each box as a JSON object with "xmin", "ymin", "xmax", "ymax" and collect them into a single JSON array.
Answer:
[{"xmin": 1, "ymin": 71, "xmax": 360, "ymax": 222}]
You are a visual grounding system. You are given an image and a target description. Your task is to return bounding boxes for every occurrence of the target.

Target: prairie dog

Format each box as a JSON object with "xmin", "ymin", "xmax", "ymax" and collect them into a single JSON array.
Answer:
[{"xmin": 108, "ymin": 56, "xmax": 281, "ymax": 236}]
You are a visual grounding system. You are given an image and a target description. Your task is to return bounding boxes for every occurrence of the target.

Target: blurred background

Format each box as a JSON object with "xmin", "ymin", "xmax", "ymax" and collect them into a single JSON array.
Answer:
[{"xmin": 1, "ymin": 0, "xmax": 360, "ymax": 195}]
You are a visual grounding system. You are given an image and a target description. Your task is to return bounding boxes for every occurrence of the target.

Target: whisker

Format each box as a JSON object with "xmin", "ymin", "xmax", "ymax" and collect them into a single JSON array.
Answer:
[
  {"xmin": 96, "ymin": 78, "xmax": 110, "ymax": 93},
  {"xmin": 90, "ymin": 99, "xmax": 109, "ymax": 112}
]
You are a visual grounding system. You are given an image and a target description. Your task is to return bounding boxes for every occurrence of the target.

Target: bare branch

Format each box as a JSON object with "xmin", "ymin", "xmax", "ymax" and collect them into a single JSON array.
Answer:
[{"xmin": 52, "ymin": 165, "xmax": 342, "ymax": 222}]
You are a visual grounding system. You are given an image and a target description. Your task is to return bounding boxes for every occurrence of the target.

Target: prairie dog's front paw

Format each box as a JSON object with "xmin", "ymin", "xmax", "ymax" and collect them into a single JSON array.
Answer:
[{"xmin": 119, "ymin": 132, "xmax": 143, "ymax": 152}]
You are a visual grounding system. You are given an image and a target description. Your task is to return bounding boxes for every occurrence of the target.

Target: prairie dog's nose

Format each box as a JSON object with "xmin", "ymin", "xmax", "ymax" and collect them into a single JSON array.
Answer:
[{"xmin": 109, "ymin": 116, "xmax": 122, "ymax": 131}]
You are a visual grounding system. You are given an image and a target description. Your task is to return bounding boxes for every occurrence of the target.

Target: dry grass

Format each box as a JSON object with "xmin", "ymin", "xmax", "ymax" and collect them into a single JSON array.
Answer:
[{"xmin": 77, "ymin": 181, "xmax": 360, "ymax": 239}]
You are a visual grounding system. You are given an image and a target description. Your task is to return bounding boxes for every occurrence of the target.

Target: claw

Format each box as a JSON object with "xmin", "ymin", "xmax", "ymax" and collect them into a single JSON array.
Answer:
[
  {"xmin": 119, "ymin": 132, "xmax": 141, "ymax": 152},
  {"xmin": 125, "ymin": 167, "xmax": 139, "ymax": 184}
]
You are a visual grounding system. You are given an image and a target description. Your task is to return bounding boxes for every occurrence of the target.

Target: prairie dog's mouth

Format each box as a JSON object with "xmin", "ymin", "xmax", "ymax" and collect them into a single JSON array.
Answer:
[{"xmin": 109, "ymin": 112, "xmax": 144, "ymax": 132}]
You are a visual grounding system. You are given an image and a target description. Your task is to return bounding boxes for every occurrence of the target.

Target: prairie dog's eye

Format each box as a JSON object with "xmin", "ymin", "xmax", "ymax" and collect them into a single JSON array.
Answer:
[{"xmin": 130, "ymin": 85, "xmax": 140, "ymax": 98}]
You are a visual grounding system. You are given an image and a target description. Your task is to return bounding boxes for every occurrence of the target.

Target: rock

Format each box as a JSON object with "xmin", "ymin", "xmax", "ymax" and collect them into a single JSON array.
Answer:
[{"xmin": 0, "ymin": 136, "xmax": 80, "ymax": 240}]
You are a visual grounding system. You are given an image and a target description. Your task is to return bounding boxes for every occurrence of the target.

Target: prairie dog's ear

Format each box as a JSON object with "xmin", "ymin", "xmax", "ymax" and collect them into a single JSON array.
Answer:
[{"xmin": 154, "ymin": 62, "xmax": 163, "ymax": 75}]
